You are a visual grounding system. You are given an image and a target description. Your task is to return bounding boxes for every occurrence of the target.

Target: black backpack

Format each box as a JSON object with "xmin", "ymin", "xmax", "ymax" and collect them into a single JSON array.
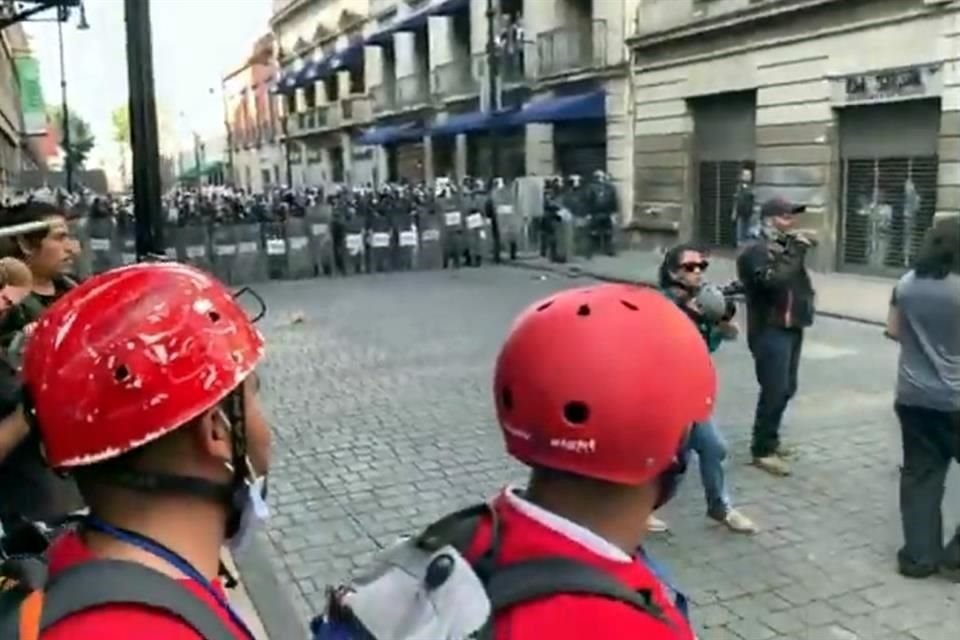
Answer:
[{"xmin": 0, "ymin": 521, "xmax": 239, "ymax": 640}]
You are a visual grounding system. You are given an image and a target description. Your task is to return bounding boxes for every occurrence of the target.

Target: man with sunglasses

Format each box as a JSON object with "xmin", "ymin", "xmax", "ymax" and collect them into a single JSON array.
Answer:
[
  {"xmin": 653, "ymin": 244, "xmax": 758, "ymax": 534},
  {"xmin": 736, "ymin": 198, "xmax": 816, "ymax": 477}
]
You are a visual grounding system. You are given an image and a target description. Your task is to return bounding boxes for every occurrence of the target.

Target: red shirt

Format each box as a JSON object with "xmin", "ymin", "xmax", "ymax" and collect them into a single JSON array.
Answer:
[
  {"xmin": 41, "ymin": 530, "xmax": 249, "ymax": 640},
  {"xmin": 465, "ymin": 489, "xmax": 695, "ymax": 640}
]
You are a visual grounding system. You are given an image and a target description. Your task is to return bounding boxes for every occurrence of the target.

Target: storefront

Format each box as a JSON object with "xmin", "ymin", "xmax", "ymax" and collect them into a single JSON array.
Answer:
[
  {"xmin": 833, "ymin": 68, "xmax": 943, "ymax": 275},
  {"xmin": 691, "ymin": 91, "xmax": 756, "ymax": 249},
  {"xmin": 628, "ymin": 0, "xmax": 960, "ymax": 272}
]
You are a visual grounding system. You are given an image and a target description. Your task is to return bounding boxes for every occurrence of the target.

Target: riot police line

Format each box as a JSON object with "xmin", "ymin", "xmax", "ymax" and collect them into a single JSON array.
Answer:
[
  {"xmin": 64, "ymin": 172, "xmax": 621, "ymax": 284},
  {"xmin": 66, "ymin": 181, "xmax": 518, "ymax": 284}
]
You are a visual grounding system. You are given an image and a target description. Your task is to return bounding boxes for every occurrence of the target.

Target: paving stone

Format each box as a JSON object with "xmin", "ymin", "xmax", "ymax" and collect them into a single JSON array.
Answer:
[{"xmin": 243, "ymin": 269, "xmax": 960, "ymax": 637}]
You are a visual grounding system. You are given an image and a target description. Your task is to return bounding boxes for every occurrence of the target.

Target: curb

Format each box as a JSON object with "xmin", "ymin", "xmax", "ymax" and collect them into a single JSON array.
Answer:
[
  {"xmin": 232, "ymin": 534, "xmax": 309, "ymax": 640},
  {"xmin": 507, "ymin": 259, "xmax": 886, "ymax": 328}
]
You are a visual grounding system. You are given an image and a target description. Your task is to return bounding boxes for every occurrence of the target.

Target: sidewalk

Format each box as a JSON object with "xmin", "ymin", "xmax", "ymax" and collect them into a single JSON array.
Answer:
[
  {"xmin": 224, "ymin": 551, "xmax": 271, "ymax": 639},
  {"xmin": 511, "ymin": 250, "xmax": 894, "ymax": 325}
]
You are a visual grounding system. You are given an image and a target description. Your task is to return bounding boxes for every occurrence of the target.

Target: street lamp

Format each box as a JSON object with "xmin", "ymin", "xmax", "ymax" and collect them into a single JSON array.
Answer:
[
  {"xmin": 11, "ymin": 1, "xmax": 91, "ymax": 193},
  {"xmin": 57, "ymin": 1, "xmax": 91, "ymax": 193}
]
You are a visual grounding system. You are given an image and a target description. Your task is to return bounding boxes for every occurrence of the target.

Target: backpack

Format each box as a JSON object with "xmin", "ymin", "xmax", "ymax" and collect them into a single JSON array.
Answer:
[
  {"xmin": 0, "ymin": 520, "xmax": 239, "ymax": 640},
  {"xmin": 312, "ymin": 502, "xmax": 673, "ymax": 640}
]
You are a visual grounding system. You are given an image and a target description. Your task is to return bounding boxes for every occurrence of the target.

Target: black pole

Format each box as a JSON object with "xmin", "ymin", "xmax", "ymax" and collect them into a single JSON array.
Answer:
[
  {"xmin": 124, "ymin": 0, "xmax": 163, "ymax": 258},
  {"xmin": 486, "ymin": 0, "xmax": 502, "ymax": 262},
  {"xmin": 282, "ymin": 112, "xmax": 293, "ymax": 187},
  {"xmin": 56, "ymin": 8, "xmax": 72, "ymax": 192}
]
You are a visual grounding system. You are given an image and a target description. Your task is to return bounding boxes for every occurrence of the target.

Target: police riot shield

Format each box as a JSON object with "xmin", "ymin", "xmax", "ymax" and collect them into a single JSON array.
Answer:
[
  {"xmin": 68, "ymin": 217, "xmax": 93, "ymax": 280},
  {"xmin": 87, "ymin": 216, "xmax": 119, "ymax": 274},
  {"xmin": 234, "ymin": 222, "xmax": 268, "ymax": 283},
  {"xmin": 493, "ymin": 186, "xmax": 522, "ymax": 261},
  {"xmin": 369, "ymin": 215, "xmax": 393, "ymax": 273},
  {"xmin": 118, "ymin": 225, "xmax": 137, "ymax": 267},
  {"xmin": 284, "ymin": 217, "xmax": 313, "ymax": 279},
  {"xmin": 417, "ymin": 206, "xmax": 442, "ymax": 271},
  {"xmin": 306, "ymin": 206, "xmax": 334, "ymax": 276},
  {"xmin": 210, "ymin": 223, "xmax": 238, "ymax": 284},
  {"xmin": 180, "ymin": 223, "xmax": 213, "ymax": 273},
  {"xmin": 438, "ymin": 196, "xmax": 463, "ymax": 269},
  {"xmin": 163, "ymin": 223, "xmax": 180, "ymax": 262},
  {"xmin": 262, "ymin": 221, "xmax": 288, "ymax": 280},
  {"xmin": 463, "ymin": 194, "xmax": 487, "ymax": 267}
]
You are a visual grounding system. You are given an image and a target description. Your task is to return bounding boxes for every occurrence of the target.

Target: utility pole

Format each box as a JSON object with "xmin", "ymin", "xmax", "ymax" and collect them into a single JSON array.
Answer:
[
  {"xmin": 124, "ymin": 0, "xmax": 164, "ymax": 258},
  {"xmin": 485, "ymin": 0, "xmax": 502, "ymax": 262},
  {"xmin": 56, "ymin": 5, "xmax": 72, "ymax": 192}
]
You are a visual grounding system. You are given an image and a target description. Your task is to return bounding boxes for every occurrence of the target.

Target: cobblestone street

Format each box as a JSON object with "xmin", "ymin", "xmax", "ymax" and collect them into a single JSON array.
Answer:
[{"xmin": 244, "ymin": 267, "xmax": 959, "ymax": 640}]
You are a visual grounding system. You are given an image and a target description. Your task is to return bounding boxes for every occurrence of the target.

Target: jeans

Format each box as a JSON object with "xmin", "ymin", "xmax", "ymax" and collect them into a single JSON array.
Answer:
[
  {"xmin": 896, "ymin": 403, "xmax": 960, "ymax": 574},
  {"xmin": 750, "ymin": 327, "xmax": 804, "ymax": 458},
  {"xmin": 736, "ymin": 216, "xmax": 757, "ymax": 245},
  {"xmin": 688, "ymin": 417, "xmax": 732, "ymax": 519}
]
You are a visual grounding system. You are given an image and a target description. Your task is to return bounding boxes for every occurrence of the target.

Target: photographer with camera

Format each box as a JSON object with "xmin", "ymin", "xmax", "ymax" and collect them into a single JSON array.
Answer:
[
  {"xmin": 736, "ymin": 198, "xmax": 816, "ymax": 477},
  {"xmin": 652, "ymin": 244, "xmax": 758, "ymax": 535}
]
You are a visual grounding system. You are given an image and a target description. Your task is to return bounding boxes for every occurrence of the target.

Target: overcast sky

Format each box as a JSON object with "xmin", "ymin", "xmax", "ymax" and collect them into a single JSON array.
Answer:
[{"xmin": 25, "ymin": 0, "xmax": 272, "ymax": 163}]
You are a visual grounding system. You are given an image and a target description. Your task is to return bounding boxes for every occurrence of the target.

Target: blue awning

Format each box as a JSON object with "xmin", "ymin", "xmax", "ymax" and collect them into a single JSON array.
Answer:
[
  {"xmin": 429, "ymin": 0, "xmax": 470, "ymax": 16},
  {"xmin": 327, "ymin": 40, "xmax": 365, "ymax": 72},
  {"xmin": 296, "ymin": 59, "xmax": 323, "ymax": 86},
  {"xmin": 366, "ymin": 6, "xmax": 431, "ymax": 46},
  {"xmin": 430, "ymin": 110, "xmax": 514, "ymax": 137},
  {"xmin": 508, "ymin": 90, "xmax": 606, "ymax": 125},
  {"xmin": 278, "ymin": 69, "xmax": 299, "ymax": 94},
  {"xmin": 356, "ymin": 122, "xmax": 423, "ymax": 146},
  {"xmin": 395, "ymin": 7, "xmax": 431, "ymax": 32}
]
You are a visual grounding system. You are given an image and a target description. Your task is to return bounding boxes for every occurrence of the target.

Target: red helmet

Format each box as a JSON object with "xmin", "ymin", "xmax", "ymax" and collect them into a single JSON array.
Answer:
[
  {"xmin": 23, "ymin": 263, "xmax": 264, "ymax": 469},
  {"xmin": 493, "ymin": 284, "xmax": 716, "ymax": 485}
]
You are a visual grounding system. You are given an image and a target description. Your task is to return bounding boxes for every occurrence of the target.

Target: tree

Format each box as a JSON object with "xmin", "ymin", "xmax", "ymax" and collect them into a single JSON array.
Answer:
[
  {"xmin": 47, "ymin": 106, "xmax": 95, "ymax": 172},
  {"xmin": 111, "ymin": 105, "xmax": 131, "ymax": 188}
]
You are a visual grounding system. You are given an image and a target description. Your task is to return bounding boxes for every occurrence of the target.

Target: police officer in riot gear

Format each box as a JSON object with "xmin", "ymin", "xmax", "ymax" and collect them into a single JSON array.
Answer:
[{"xmin": 587, "ymin": 170, "xmax": 618, "ymax": 257}]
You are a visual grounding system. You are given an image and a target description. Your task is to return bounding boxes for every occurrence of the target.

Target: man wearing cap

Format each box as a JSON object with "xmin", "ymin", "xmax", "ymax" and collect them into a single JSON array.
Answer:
[{"xmin": 736, "ymin": 197, "xmax": 816, "ymax": 477}]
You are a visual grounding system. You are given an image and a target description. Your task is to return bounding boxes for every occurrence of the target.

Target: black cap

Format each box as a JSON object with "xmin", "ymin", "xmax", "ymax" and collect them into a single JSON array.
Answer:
[{"xmin": 760, "ymin": 197, "xmax": 805, "ymax": 218}]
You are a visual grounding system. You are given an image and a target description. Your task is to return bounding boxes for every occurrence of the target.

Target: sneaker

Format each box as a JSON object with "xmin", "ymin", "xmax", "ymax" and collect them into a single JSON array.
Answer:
[
  {"xmin": 939, "ymin": 564, "xmax": 960, "ymax": 582},
  {"xmin": 752, "ymin": 454, "xmax": 791, "ymax": 476},
  {"xmin": 776, "ymin": 444, "xmax": 797, "ymax": 459},
  {"xmin": 646, "ymin": 514, "xmax": 669, "ymax": 533},
  {"xmin": 711, "ymin": 509, "xmax": 758, "ymax": 534}
]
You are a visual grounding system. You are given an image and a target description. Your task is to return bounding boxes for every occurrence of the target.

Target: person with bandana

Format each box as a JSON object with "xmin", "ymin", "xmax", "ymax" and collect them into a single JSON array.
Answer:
[
  {"xmin": 15, "ymin": 262, "xmax": 270, "ymax": 639},
  {"xmin": 648, "ymin": 244, "xmax": 758, "ymax": 535}
]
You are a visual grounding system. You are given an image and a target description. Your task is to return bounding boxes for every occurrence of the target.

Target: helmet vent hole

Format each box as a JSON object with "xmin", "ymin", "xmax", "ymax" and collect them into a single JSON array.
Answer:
[
  {"xmin": 620, "ymin": 300, "xmax": 638, "ymax": 311},
  {"xmin": 500, "ymin": 386, "xmax": 513, "ymax": 411},
  {"xmin": 208, "ymin": 310, "xmax": 221, "ymax": 323},
  {"xmin": 114, "ymin": 365, "xmax": 130, "ymax": 382},
  {"xmin": 536, "ymin": 301, "xmax": 554, "ymax": 312},
  {"xmin": 576, "ymin": 304, "xmax": 591, "ymax": 317},
  {"xmin": 563, "ymin": 401, "xmax": 590, "ymax": 425}
]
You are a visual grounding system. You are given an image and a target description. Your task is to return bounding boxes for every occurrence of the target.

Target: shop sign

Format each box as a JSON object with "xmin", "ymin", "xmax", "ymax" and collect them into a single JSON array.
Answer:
[{"xmin": 831, "ymin": 64, "xmax": 943, "ymax": 106}]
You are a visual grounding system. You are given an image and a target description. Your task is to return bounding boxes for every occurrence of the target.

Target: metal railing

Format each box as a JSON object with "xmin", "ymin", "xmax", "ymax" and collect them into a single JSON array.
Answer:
[
  {"xmin": 472, "ymin": 40, "xmax": 537, "ymax": 89},
  {"xmin": 370, "ymin": 83, "xmax": 396, "ymax": 114},
  {"xmin": 396, "ymin": 71, "xmax": 429, "ymax": 108},
  {"xmin": 536, "ymin": 19, "xmax": 607, "ymax": 78},
  {"xmin": 432, "ymin": 57, "xmax": 477, "ymax": 100}
]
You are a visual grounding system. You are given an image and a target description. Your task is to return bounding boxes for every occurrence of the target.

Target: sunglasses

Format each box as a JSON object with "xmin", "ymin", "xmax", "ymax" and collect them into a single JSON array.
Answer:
[{"xmin": 679, "ymin": 261, "xmax": 709, "ymax": 273}]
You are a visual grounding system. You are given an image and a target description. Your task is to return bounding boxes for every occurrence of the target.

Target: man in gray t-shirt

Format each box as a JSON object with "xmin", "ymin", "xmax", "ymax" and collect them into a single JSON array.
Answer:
[
  {"xmin": 888, "ymin": 214, "xmax": 960, "ymax": 580},
  {"xmin": 893, "ymin": 272, "xmax": 960, "ymax": 411}
]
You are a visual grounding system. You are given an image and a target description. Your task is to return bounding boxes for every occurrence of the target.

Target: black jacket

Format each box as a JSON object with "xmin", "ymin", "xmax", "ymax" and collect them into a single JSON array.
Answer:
[{"xmin": 736, "ymin": 235, "xmax": 816, "ymax": 340}]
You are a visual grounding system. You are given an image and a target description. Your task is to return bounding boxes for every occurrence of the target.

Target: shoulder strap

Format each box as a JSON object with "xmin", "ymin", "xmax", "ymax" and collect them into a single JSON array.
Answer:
[
  {"xmin": 484, "ymin": 557, "xmax": 666, "ymax": 621},
  {"xmin": 8, "ymin": 560, "xmax": 238, "ymax": 640}
]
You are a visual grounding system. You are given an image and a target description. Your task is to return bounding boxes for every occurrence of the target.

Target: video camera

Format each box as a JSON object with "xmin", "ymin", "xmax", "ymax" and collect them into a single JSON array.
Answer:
[{"xmin": 694, "ymin": 281, "xmax": 744, "ymax": 323}]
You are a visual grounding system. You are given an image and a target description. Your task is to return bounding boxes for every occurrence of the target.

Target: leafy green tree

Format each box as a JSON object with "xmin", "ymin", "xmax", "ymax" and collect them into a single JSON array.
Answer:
[{"xmin": 48, "ymin": 106, "xmax": 95, "ymax": 172}]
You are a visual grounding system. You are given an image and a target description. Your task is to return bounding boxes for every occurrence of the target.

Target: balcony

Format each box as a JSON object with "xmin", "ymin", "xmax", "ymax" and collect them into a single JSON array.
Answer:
[
  {"xmin": 536, "ymin": 20, "xmax": 607, "ymax": 79},
  {"xmin": 341, "ymin": 95, "xmax": 372, "ymax": 123},
  {"xmin": 370, "ymin": 83, "xmax": 397, "ymax": 114},
  {"xmin": 432, "ymin": 58, "xmax": 477, "ymax": 101},
  {"xmin": 473, "ymin": 41, "xmax": 537, "ymax": 90},
  {"xmin": 396, "ymin": 71, "xmax": 429, "ymax": 109}
]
